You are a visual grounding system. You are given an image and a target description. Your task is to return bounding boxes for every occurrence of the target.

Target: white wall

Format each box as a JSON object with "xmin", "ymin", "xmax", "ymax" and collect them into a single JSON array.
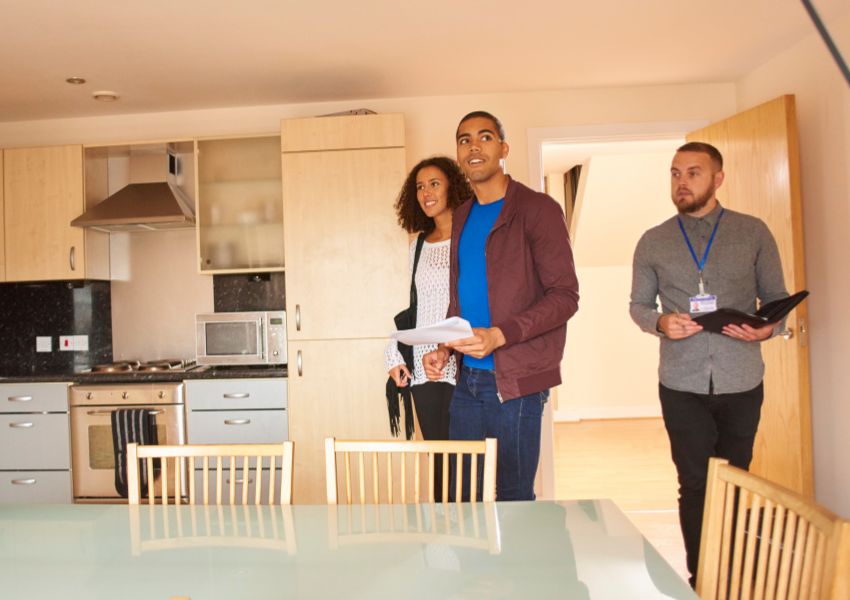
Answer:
[
  {"xmin": 110, "ymin": 229, "xmax": 213, "ymax": 360},
  {"xmin": 560, "ymin": 149, "xmax": 680, "ymax": 419},
  {"xmin": 736, "ymin": 12, "xmax": 850, "ymax": 516}
]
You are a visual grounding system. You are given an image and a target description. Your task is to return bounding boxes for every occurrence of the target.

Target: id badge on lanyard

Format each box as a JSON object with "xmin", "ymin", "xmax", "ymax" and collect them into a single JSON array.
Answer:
[{"xmin": 678, "ymin": 210, "xmax": 724, "ymax": 315}]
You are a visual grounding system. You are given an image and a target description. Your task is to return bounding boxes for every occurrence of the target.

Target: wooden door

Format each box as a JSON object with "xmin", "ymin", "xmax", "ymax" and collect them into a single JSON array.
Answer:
[
  {"xmin": 688, "ymin": 95, "xmax": 812, "ymax": 495},
  {"xmin": 281, "ymin": 147, "xmax": 408, "ymax": 340},
  {"xmin": 287, "ymin": 338, "xmax": 400, "ymax": 504},
  {"xmin": 4, "ymin": 145, "xmax": 86, "ymax": 281}
]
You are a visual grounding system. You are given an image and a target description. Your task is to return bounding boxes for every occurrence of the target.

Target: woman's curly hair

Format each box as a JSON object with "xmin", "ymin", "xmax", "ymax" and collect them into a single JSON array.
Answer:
[{"xmin": 394, "ymin": 156, "xmax": 473, "ymax": 234}]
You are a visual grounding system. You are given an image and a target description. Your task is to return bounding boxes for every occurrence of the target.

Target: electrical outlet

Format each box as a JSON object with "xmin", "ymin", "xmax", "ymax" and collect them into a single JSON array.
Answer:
[
  {"xmin": 59, "ymin": 335, "xmax": 74, "ymax": 351},
  {"xmin": 36, "ymin": 336, "xmax": 52, "ymax": 352}
]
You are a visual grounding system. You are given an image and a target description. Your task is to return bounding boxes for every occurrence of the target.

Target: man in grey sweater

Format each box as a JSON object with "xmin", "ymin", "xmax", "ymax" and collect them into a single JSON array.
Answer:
[{"xmin": 629, "ymin": 141, "xmax": 788, "ymax": 586}]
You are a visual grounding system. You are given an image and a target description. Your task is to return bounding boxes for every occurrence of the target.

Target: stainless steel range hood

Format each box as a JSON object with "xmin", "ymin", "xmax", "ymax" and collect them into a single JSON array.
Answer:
[
  {"xmin": 75, "ymin": 141, "xmax": 196, "ymax": 232},
  {"xmin": 71, "ymin": 181, "xmax": 194, "ymax": 231}
]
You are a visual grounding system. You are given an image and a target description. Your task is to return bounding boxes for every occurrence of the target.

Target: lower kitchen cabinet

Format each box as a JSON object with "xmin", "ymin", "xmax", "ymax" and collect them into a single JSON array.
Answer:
[
  {"xmin": 287, "ymin": 338, "xmax": 400, "ymax": 504},
  {"xmin": 0, "ymin": 383, "xmax": 72, "ymax": 503},
  {"xmin": 185, "ymin": 377, "xmax": 288, "ymax": 445}
]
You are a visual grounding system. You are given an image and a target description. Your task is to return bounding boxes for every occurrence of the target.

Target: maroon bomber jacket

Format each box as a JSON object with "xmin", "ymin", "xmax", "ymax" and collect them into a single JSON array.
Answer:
[{"xmin": 448, "ymin": 176, "xmax": 580, "ymax": 401}]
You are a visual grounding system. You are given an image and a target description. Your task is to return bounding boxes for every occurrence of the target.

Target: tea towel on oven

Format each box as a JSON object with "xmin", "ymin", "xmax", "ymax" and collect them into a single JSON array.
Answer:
[{"xmin": 111, "ymin": 408, "xmax": 158, "ymax": 498}]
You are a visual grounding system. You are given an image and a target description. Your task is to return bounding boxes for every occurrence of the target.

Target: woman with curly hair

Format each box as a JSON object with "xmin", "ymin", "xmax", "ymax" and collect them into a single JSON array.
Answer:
[{"xmin": 385, "ymin": 156, "xmax": 472, "ymax": 499}]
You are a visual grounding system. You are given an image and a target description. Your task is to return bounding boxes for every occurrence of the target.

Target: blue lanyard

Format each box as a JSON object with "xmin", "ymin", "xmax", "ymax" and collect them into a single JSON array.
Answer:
[{"xmin": 677, "ymin": 209, "xmax": 724, "ymax": 290}]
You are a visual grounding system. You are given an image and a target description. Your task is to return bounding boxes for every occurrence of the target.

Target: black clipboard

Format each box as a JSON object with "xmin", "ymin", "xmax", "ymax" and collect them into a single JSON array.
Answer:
[{"xmin": 692, "ymin": 290, "xmax": 809, "ymax": 334}]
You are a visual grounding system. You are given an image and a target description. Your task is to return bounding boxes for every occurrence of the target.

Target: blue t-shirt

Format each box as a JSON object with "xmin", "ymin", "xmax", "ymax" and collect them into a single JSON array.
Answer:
[{"xmin": 458, "ymin": 198, "xmax": 504, "ymax": 370}]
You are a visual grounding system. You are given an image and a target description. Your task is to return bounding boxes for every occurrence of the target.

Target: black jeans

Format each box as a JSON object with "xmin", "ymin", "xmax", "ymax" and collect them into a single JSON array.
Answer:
[
  {"xmin": 659, "ymin": 381, "xmax": 764, "ymax": 586},
  {"xmin": 411, "ymin": 381, "xmax": 453, "ymax": 501}
]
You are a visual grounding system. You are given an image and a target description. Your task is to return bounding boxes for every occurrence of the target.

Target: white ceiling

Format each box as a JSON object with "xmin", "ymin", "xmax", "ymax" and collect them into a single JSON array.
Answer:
[{"xmin": 1, "ymin": 0, "xmax": 847, "ymax": 123}]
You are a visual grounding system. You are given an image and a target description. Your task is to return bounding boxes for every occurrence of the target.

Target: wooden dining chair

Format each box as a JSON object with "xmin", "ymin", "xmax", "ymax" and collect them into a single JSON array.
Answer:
[
  {"xmin": 324, "ymin": 437, "xmax": 497, "ymax": 504},
  {"xmin": 696, "ymin": 458, "xmax": 850, "ymax": 600},
  {"xmin": 126, "ymin": 442, "xmax": 294, "ymax": 505}
]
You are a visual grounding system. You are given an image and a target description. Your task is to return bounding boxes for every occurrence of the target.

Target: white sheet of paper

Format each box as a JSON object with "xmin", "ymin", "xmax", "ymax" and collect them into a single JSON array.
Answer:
[{"xmin": 390, "ymin": 317, "xmax": 474, "ymax": 345}]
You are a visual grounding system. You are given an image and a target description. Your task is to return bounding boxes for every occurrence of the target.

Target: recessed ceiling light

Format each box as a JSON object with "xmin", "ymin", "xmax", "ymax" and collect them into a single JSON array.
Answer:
[
  {"xmin": 92, "ymin": 90, "xmax": 119, "ymax": 102},
  {"xmin": 66, "ymin": 76, "xmax": 86, "ymax": 85}
]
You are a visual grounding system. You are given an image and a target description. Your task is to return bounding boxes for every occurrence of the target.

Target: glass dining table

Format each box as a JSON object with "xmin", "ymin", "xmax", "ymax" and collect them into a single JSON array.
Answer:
[{"xmin": 0, "ymin": 499, "xmax": 697, "ymax": 599}]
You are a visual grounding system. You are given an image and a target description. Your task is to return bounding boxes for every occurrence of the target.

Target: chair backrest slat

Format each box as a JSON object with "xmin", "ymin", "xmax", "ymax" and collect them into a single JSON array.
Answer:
[
  {"xmin": 696, "ymin": 458, "xmax": 849, "ymax": 600},
  {"xmin": 126, "ymin": 442, "xmax": 293, "ymax": 506},
  {"xmin": 324, "ymin": 438, "xmax": 497, "ymax": 505}
]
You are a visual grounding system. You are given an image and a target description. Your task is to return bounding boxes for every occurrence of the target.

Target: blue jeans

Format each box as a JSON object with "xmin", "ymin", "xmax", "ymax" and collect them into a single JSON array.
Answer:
[{"xmin": 449, "ymin": 366, "xmax": 547, "ymax": 501}]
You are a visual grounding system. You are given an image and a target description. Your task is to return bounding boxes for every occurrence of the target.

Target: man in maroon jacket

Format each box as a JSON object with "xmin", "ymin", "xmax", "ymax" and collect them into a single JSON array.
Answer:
[{"xmin": 423, "ymin": 111, "xmax": 579, "ymax": 500}]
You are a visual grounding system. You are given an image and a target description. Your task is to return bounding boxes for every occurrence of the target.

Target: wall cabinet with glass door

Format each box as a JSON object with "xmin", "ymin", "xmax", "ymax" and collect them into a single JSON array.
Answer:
[
  {"xmin": 3, "ymin": 145, "xmax": 109, "ymax": 281},
  {"xmin": 195, "ymin": 135, "xmax": 284, "ymax": 273}
]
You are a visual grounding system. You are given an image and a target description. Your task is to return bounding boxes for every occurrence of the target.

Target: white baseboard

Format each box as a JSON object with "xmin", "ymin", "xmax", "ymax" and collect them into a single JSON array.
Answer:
[{"xmin": 554, "ymin": 404, "xmax": 662, "ymax": 422}]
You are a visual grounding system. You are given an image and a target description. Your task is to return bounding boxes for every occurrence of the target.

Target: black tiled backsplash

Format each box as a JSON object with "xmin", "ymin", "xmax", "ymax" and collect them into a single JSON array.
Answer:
[
  {"xmin": 0, "ymin": 280, "xmax": 112, "ymax": 376},
  {"xmin": 213, "ymin": 272, "xmax": 285, "ymax": 312}
]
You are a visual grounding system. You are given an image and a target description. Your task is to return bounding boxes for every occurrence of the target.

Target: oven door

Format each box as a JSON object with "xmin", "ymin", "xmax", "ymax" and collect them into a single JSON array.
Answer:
[
  {"xmin": 70, "ymin": 404, "xmax": 186, "ymax": 501},
  {"xmin": 196, "ymin": 313, "xmax": 266, "ymax": 365}
]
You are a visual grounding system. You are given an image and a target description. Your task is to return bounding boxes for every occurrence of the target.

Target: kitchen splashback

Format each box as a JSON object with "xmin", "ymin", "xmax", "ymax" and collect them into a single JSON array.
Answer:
[
  {"xmin": 0, "ymin": 280, "xmax": 112, "ymax": 375},
  {"xmin": 213, "ymin": 272, "xmax": 285, "ymax": 312}
]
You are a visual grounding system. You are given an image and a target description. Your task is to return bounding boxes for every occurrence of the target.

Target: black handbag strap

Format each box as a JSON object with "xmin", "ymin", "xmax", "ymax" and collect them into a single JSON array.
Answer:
[{"xmin": 409, "ymin": 233, "xmax": 426, "ymax": 312}]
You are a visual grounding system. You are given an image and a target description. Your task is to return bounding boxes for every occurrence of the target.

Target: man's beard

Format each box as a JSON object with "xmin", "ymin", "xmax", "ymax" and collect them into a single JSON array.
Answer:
[{"xmin": 675, "ymin": 185, "xmax": 715, "ymax": 215}]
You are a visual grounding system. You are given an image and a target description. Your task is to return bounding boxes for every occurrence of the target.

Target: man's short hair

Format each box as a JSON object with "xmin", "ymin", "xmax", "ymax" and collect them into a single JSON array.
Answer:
[
  {"xmin": 677, "ymin": 141, "xmax": 723, "ymax": 170},
  {"xmin": 457, "ymin": 110, "xmax": 506, "ymax": 142}
]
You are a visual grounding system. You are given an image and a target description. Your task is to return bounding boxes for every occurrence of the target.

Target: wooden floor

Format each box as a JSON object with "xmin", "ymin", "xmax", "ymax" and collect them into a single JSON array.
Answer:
[{"xmin": 553, "ymin": 417, "xmax": 688, "ymax": 580}]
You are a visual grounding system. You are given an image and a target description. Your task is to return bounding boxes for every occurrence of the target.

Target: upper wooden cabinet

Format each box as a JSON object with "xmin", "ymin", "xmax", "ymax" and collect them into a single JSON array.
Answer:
[
  {"xmin": 281, "ymin": 114, "xmax": 408, "ymax": 340},
  {"xmin": 196, "ymin": 135, "xmax": 284, "ymax": 273},
  {"xmin": 3, "ymin": 145, "xmax": 109, "ymax": 281}
]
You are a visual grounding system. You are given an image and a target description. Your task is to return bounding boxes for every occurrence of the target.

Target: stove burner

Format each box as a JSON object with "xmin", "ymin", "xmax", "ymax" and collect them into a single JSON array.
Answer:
[{"xmin": 87, "ymin": 359, "xmax": 195, "ymax": 374}]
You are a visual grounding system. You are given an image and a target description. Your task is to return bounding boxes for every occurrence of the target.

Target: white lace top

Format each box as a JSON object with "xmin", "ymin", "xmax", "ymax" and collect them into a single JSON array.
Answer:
[{"xmin": 385, "ymin": 238, "xmax": 457, "ymax": 386}]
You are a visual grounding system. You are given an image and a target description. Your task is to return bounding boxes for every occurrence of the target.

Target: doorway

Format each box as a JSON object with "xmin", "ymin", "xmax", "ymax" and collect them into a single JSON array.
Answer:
[{"xmin": 528, "ymin": 121, "xmax": 707, "ymax": 580}]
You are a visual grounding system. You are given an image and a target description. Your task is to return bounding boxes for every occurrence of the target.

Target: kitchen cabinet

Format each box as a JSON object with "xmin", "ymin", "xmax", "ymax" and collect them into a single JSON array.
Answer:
[
  {"xmin": 0, "ymin": 383, "xmax": 72, "ymax": 503},
  {"xmin": 281, "ymin": 114, "xmax": 407, "ymax": 340},
  {"xmin": 281, "ymin": 113, "xmax": 408, "ymax": 503},
  {"xmin": 195, "ymin": 135, "xmax": 284, "ymax": 273},
  {"xmin": 3, "ymin": 145, "xmax": 109, "ymax": 281},
  {"xmin": 185, "ymin": 378, "xmax": 288, "ymax": 444},
  {"xmin": 185, "ymin": 378, "xmax": 287, "ymax": 500}
]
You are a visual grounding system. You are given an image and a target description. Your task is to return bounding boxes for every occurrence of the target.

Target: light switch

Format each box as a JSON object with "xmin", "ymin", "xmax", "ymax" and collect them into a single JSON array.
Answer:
[
  {"xmin": 59, "ymin": 335, "xmax": 74, "ymax": 351},
  {"xmin": 36, "ymin": 336, "xmax": 52, "ymax": 352}
]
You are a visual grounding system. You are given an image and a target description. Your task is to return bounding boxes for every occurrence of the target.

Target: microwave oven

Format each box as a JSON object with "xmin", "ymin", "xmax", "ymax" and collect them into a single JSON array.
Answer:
[{"xmin": 195, "ymin": 311, "xmax": 287, "ymax": 366}]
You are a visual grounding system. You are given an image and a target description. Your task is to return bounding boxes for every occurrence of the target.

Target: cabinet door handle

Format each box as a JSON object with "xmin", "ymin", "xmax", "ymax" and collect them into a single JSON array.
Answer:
[
  {"xmin": 11, "ymin": 478, "xmax": 37, "ymax": 486},
  {"xmin": 224, "ymin": 419, "xmax": 251, "ymax": 425},
  {"xmin": 8, "ymin": 395, "xmax": 33, "ymax": 402},
  {"xmin": 9, "ymin": 422, "xmax": 34, "ymax": 428},
  {"xmin": 295, "ymin": 304, "xmax": 301, "ymax": 331},
  {"xmin": 223, "ymin": 393, "xmax": 250, "ymax": 399},
  {"xmin": 297, "ymin": 350, "xmax": 303, "ymax": 377},
  {"xmin": 70, "ymin": 246, "xmax": 76, "ymax": 271}
]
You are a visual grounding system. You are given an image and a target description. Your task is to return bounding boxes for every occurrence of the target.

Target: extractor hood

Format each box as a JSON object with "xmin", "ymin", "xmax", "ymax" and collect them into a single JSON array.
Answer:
[{"xmin": 71, "ymin": 182, "xmax": 195, "ymax": 231}]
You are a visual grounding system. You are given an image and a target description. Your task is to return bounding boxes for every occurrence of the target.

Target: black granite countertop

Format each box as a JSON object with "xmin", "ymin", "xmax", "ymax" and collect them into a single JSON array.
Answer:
[{"xmin": 0, "ymin": 364, "xmax": 287, "ymax": 384}]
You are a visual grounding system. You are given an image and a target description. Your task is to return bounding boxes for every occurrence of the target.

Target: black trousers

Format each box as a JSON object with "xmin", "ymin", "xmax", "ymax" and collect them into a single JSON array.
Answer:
[
  {"xmin": 411, "ymin": 381, "xmax": 453, "ymax": 501},
  {"xmin": 659, "ymin": 381, "xmax": 764, "ymax": 586}
]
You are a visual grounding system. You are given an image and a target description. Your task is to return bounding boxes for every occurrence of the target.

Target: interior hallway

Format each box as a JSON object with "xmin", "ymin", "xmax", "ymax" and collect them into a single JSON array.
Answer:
[{"xmin": 553, "ymin": 417, "xmax": 688, "ymax": 580}]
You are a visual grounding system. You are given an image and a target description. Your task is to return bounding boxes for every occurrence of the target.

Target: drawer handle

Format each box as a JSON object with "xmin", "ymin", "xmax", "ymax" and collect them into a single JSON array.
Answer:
[
  {"xmin": 297, "ymin": 350, "xmax": 303, "ymax": 377},
  {"xmin": 222, "ymin": 393, "xmax": 250, "ymax": 399},
  {"xmin": 226, "ymin": 478, "xmax": 254, "ymax": 485},
  {"xmin": 11, "ymin": 478, "xmax": 37, "ymax": 486},
  {"xmin": 8, "ymin": 395, "xmax": 33, "ymax": 402},
  {"xmin": 86, "ymin": 409, "xmax": 164, "ymax": 416},
  {"xmin": 295, "ymin": 304, "xmax": 301, "ymax": 331},
  {"xmin": 9, "ymin": 422, "xmax": 34, "ymax": 428},
  {"xmin": 224, "ymin": 419, "xmax": 251, "ymax": 425},
  {"xmin": 70, "ymin": 246, "xmax": 76, "ymax": 271}
]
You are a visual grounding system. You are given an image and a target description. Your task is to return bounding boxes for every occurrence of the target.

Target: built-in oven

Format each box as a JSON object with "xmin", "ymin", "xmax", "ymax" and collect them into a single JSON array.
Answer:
[
  {"xmin": 196, "ymin": 310, "xmax": 287, "ymax": 366},
  {"xmin": 70, "ymin": 382, "xmax": 186, "ymax": 502}
]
